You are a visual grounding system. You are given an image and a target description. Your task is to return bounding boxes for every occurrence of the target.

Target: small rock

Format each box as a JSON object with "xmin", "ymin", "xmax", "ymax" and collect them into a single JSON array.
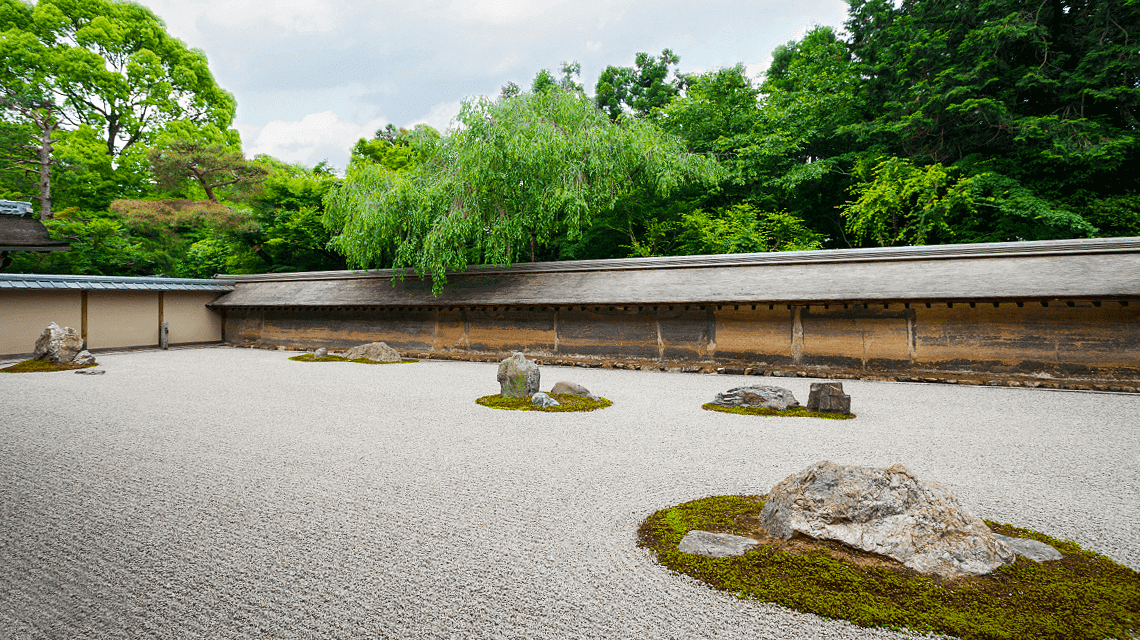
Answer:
[
  {"xmin": 530, "ymin": 392, "xmax": 560, "ymax": 408},
  {"xmin": 344, "ymin": 341, "xmax": 401, "ymax": 362},
  {"xmin": 993, "ymin": 534, "xmax": 1063, "ymax": 562},
  {"xmin": 681, "ymin": 365, "xmax": 702, "ymax": 373},
  {"xmin": 497, "ymin": 352, "xmax": 540, "ymax": 398},
  {"xmin": 677, "ymin": 530, "xmax": 759, "ymax": 558},
  {"xmin": 75, "ymin": 369, "xmax": 105, "ymax": 376},
  {"xmin": 805, "ymin": 382, "xmax": 850, "ymax": 413},
  {"xmin": 549, "ymin": 381, "xmax": 598, "ymax": 401},
  {"xmin": 71, "ymin": 350, "xmax": 97, "ymax": 367},
  {"xmin": 314, "ymin": 347, "xmax": 328, "ymax": 358},
  {"xmin": 713, "ymin": 386, "xmax": 800, "ymax": 411}
]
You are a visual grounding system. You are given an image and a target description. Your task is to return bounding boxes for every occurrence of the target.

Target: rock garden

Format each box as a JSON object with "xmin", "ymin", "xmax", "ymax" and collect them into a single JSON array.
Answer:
[
  {"xmin": 640, "ymin": 461, "xmax": 1140, "ymax": 640},
  {"xmin": 476, "ymin": 352, "xmax": 612, "ymax": 412},
  {"xmin": 1, "ymin": 322, "xmax": 100, "ymax": 374},
  {"xmin": 289, "ymin": 342, "xmax": 418, "ymax": 364}
]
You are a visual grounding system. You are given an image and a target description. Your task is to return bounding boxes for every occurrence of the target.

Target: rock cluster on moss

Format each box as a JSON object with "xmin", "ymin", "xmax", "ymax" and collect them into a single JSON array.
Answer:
[{"xmin": 639, "ymin": 495, "xmax": 1140, "ymax": 640}]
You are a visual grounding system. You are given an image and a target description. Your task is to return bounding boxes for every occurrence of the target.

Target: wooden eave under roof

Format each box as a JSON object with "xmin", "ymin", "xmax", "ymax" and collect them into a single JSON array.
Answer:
[
  {"xmin": 209, "ymin": 237, "xmax": 1140, "ymax": 308},
  {"xmin": 0, "ymin": 216, "xmax": 70, "ymax": 252}
]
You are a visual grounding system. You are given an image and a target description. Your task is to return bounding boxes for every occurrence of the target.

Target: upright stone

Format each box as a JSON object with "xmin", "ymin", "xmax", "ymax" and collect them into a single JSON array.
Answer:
[
  {"xmin": 759, "ymin": 461, "xmax": 1015, "ymax": 579},
  {"xmin": 160, "ymin": 321, "xmax": 169, "ymax": 350},
  {"xmin": 806, "ymin": 382, "xmax": 851, "ymax": 413},
  {"xmin": 497, "ymin": 352, "xmax": 540, "ymax": 398},
  {"xmin": 33, "ymin": 322, "xmax": 84, "ymax": 363},
  {"xmin": 314, "ymin": 347, "xmax": 328, "ymax": 358}
]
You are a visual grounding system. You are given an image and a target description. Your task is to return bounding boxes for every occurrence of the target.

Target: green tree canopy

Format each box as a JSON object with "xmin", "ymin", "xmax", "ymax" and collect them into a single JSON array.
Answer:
[
  {"xmin": 324, "ymin": 87, "xmax": 720, "ymax": 291},
  {"xmin": 149, "ymin": 138, "xmax": 267, "ymax": 203},
  {"xmin": 3, "ymin": 0, "xmax": 235, "ymax": 157},
  {"xmin": 595, "ymin": 49, "xmax": 682, "ymax": 120}
]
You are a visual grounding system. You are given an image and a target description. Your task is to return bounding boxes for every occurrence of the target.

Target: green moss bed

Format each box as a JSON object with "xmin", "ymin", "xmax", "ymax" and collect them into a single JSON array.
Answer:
[
  {"xmin": 702, "ymin": 402, "xmax": 856, "ymax": 420},
  {"xmin": 0, "ymin": 359, "xmax": 97, "ymax": 373},
  {"xmin": 288, "ymin": 354, "xmax": 419, "ymax": 364},
  {"xmin": 639, "ymin": 495, "xmax": 1140, "ymax": 640},
  {"xmin": 476, "ymin": 393, "xmax": 612, "ymax": 412}
]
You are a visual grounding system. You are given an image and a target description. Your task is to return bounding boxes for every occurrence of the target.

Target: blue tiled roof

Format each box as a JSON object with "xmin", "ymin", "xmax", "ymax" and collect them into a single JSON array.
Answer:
[{"xmin": 0, "ymin": 273, "xmax": 235, "ymax": 292}]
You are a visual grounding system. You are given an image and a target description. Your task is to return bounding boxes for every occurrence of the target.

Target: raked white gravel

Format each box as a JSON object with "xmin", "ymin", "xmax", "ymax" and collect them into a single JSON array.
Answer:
[{"xmin": 1, "ymin": 346, "xmax": 1137, "ymax": 639}]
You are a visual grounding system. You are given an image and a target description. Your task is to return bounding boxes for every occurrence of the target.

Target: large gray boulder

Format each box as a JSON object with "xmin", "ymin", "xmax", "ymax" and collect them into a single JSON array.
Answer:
[
  {"xmin": 713, "ymin": 385, "xmax": 799, "ymax": 411},
  {"xmin": 759, "ymin": 461, "xmax": 1015, "ymax": 579},
  {"xmin": 678, "ymin": 530, "xmax": 759, "ymax": 558},
  {"xmin": 344, "ymin": 341, "xmax": 401, "ymax": 362},
  {"xmin": 497, "ymin": 352, "xmax": 540, "ymax": 398},
  {"xmin": 806, "ymin": 382, "xmax": 851, "ymax": 413},
  {"xmin": 550, "ymin": 381, "xmax": 599, "ymax": 401},
  {"xmin": 33, "ymin": 322, "xmax": 84, "ymax": 363}
]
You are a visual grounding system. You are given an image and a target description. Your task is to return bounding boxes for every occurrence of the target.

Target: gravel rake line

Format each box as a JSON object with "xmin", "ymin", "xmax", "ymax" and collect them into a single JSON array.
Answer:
[{"xmin": 1, "ymin": 347, "xmax": 1137, "ymax": 639}]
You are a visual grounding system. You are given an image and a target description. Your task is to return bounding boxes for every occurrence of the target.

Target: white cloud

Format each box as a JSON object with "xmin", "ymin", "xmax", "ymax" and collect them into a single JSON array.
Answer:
[
  {"xmin": 405, "ymin": 101, "xmax": 466, "ymax": 134},
  {"xmin": 144, "ymin": 0, "xmax": 339, "ymax": 40},
  {"xmin": 240, "ymin": 111, "xmax": 389, "ymax": 169},
  {"xmin": 448, "ymin": 0, "xmax": 568, "ymax": 24}
]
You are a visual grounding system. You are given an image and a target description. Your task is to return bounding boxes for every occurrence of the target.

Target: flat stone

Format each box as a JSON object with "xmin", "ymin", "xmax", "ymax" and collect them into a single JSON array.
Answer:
[
  {"xmin": 713, "ymin": 385, "xmax": 800, "ymax": 411},
  {"xmin": 759, "ymin": 461, "xmax": 1015, "ymax": 579},
  {"xmin": 549, "ymin": 381, "xmax": 598, "ymax": 401},
  {"xmin": 74, "ymin": 369, "xmax": 105, "ymax": 375},
  {"xmin": 805, "ymin": 382, "xmax": 850, "ymax": 413},
  {"xmin": 677, "ymin": 530, "xmax": 759, "ymax": 558},
  {"xmin": 344, "ymin": 341, "xmax": 401, "ymax": 362},
  {"xmin": 994, "ymin": 534, "xmax": 1063, "ymax": 562},
  {"xmin": 530, "ymin": 392, "xmax": 559, "ymax": 408},
  {"xmin": 498, "ymin": 352, "xmax": 540, "ymax": 398}
]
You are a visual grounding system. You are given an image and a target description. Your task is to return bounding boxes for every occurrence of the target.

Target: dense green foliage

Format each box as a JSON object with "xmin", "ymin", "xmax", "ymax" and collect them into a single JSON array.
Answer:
[
  {"xmin": 4, "ymin": 0, "xmax": 1137, "ymax": 280},
  {"xmin": 325, "ymin": 88, "xmax": 719, "ymax": 291},
  {"xmin": 475, "ymin": 393, "xmax": 613, "ymax": 412},
  {"xmin": 640, "ymin": 495, "xmax": 1140, "ymax": 640}
]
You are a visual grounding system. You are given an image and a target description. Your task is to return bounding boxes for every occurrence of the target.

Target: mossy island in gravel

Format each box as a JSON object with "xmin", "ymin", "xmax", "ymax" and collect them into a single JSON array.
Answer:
[
  {"xmin": 1, "ymin": 359, "xmax": 98, "ymax": 373},
  {"xmin": 639, "ymin": 494, "xmax": 1140, "ymax": 640},
  {"xmin": 477, "ymin": 393, "xmax": 612, "ymax": 412},
  {"xmin": 289, "ymin": 354, "xmax": 418, "ymax": 364},
  {"xmin": 701, "ymin": 403, "xmax": 855, "ymax": 420}
]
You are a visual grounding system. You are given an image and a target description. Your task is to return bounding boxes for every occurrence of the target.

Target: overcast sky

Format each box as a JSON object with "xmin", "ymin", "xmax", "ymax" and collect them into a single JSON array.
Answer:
[{"xmin": 132, "ymin": 0, "xmax": 851, "ymax": 169}]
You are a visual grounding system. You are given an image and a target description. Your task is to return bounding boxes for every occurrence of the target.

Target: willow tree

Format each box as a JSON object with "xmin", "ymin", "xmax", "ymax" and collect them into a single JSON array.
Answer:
[{"xmin": 324, "ymin": 88, "xmax": 720, "ymax": 292}]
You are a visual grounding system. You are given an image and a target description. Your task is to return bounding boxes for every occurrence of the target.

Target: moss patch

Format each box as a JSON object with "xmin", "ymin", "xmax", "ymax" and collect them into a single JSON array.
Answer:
[
  {"xmin": 0, "ymin": 358, "xmax": 97, "ymax": 373},
  {"xmin": 639, "ymin": 495, "xmax": 1140, "ymax": 640},
  {"xmin": 289, "ymin": 354, "xmax": 419, "ymax": 364},
  {"xmin": 476, "ymin": 393, "xmax": 612, "ymax": 412},
  {"xmin": 702, "ymin": 402, "xmax": 855, "ymax": 420}
]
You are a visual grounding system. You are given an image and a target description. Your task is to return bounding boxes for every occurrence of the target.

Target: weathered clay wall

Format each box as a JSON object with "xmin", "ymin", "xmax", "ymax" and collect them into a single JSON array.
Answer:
[
  {"xmin": 0, "ymin": 290, "xmax": 225, "ymax": 358},
  {"xmin": 223, "ymin": 300, "xmax": 1140, "ymax": 383}
]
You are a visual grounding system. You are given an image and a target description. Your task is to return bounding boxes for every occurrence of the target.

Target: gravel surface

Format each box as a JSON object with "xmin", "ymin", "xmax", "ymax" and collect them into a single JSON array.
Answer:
[{"xmin": 2, "ymin": 347, "xmax": 1137, "ymax": 639}]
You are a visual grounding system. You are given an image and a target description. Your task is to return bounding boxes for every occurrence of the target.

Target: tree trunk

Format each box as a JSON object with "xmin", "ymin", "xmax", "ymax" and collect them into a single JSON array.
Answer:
[{"xmin": 37, "ymin": 122, "xmax": 53, "ymax": 220}]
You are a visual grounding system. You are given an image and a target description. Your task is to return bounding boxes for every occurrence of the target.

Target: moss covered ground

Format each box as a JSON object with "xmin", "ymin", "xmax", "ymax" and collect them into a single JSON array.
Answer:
[
  {"xmin": 701, "ymin": 402, "xmax": 855, "ymax": 420},
  {"xmin": 289, "ymin": 354, "xmax": 418, "ymax": 364},
  {"xmin": 639, "ymin": 495, "xmax": 1140, "ymax": 640},
  {"xmin": 0, "ymin": 359, "xmax": 97, "ymax": 373},
  {"xmin": 476, "ymin": 393, "xmax": 612, "ymax": 412}
]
